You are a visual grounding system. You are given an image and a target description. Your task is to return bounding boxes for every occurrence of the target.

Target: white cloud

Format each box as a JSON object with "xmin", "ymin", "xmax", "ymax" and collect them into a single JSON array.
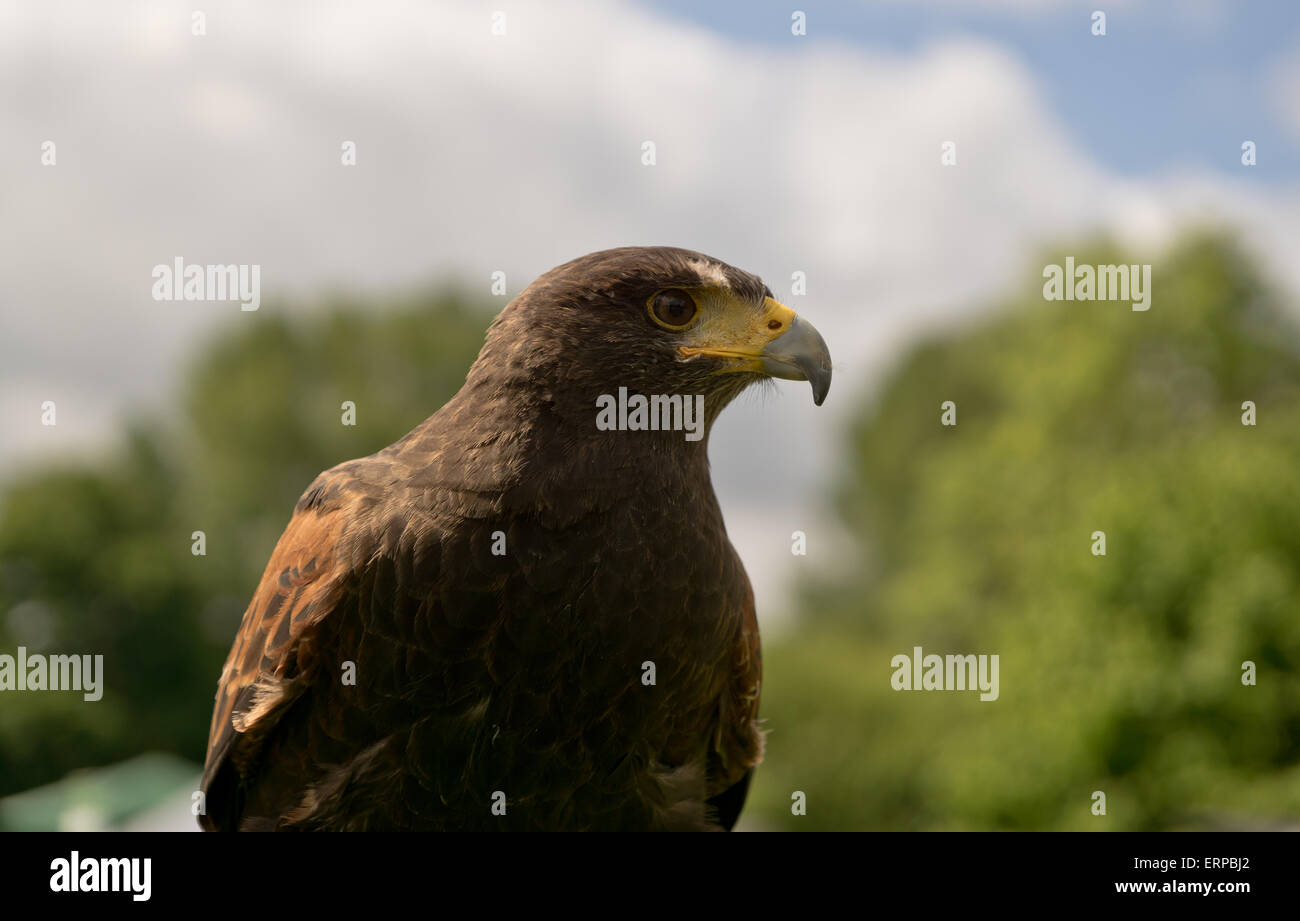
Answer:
[
  {"xmin": 1271, "ymin": 43, "xmax": 1300, "ymax": 146},
  {"xmin": 1, "ymin": 0, "xmax": 1297, "ymax": 625}
]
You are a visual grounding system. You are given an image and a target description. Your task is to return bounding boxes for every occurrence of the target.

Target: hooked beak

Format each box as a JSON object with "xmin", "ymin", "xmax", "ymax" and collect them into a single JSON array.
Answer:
[
  {"xmin": 677, "ymin": 296, "xmax": 833, "ymax": 406},
  {"xmin": 757, "ymin": 315, "xmax": 832, "ymax": 406}
]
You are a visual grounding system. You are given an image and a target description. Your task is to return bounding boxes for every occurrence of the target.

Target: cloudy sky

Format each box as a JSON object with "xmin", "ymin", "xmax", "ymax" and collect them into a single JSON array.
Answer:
[{"xmin": 3, "ymin": 0, "xmax": 1299, "ymax": 623}]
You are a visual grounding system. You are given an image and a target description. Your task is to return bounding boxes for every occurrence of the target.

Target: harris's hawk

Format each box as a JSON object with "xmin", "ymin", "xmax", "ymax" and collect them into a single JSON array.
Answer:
[{"xmin": 199, "ymin": 247, "xmax": 831, "ymax": 831}]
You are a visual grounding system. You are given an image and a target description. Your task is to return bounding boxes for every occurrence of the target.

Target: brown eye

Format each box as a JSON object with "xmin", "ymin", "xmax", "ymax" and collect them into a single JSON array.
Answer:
[{"xmin": 648, "ymin": 289, "xmax": 698, "ymax": 330}]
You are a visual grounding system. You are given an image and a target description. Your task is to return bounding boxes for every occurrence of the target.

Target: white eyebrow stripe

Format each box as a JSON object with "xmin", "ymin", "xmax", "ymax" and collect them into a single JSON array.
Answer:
[{"xmin": 686, "ymin": 258, "xmax": 731, "ymax": 290}]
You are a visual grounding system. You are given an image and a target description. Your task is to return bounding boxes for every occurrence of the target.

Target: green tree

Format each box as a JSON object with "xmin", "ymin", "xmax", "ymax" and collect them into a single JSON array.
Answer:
[
  {"xmin": 752, "ymin": 232, "xmax": 1300, "ymax": 830},
  {"xmin": 0, "ymin": 288, "xmax": 487, "ymax": 797}
]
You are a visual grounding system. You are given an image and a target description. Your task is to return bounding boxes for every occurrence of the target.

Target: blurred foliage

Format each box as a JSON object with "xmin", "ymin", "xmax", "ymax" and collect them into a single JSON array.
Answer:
[
  {"xmin": 0, "ymin": 288, "xmax": 487, "ymax": 797},
  {"xmin": 3, "ymin": 233, "xmax": 1299, "ymax": 831},
  {"xmin": 750, "ymin": 231, "xmax": 1300, "ymax": 829}
]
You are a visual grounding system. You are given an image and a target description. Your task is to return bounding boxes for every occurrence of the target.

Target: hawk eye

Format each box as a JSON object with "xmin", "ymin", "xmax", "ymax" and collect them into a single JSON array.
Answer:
[{"xmin": 648, "ymin": 289, "xmax": 699, "ymax": 330}]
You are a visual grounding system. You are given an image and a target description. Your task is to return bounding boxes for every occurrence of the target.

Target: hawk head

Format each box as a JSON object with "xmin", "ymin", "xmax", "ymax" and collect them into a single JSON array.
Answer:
[{"xmin": 472, "ymin": 247, "xmax": 832, "ymax": 437}]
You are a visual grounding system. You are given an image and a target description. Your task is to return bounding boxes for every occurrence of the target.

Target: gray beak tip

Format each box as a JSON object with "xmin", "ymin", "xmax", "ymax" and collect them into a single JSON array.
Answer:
[{"xmin": 760, "ymin": 315, "xmax": 832, "ymax": 407}]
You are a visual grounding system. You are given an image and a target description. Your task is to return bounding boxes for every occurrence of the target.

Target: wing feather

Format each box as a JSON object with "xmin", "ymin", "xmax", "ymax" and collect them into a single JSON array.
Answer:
[
  {"xmin": 199, "ymin": 478, "xmax": 353, "ymax": 830},
  {"xmin": 706, "ymin": 571, "xmax": 765, "ymax": 830}
]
